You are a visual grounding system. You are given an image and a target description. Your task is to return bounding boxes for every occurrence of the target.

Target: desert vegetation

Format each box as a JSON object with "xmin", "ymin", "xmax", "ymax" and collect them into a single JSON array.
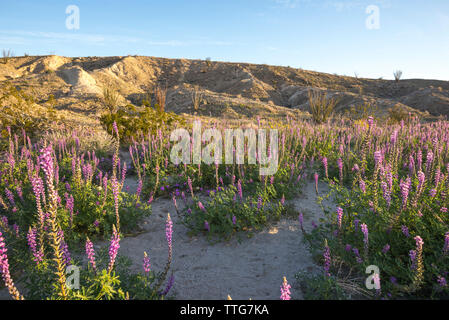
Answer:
[{"xmin": 0, "ymin": 55, "xmax": 448, "ymax": 301}]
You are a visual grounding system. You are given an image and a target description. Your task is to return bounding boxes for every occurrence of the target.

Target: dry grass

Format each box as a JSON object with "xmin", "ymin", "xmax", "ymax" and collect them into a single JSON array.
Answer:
[{"xmin": 155, "ymin": 85, "xmax": 167, "ymax": 112}]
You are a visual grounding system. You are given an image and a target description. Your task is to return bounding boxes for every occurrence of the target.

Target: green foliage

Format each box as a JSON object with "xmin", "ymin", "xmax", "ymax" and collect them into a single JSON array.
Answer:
[
  {"xmin": 100, "ymin": 104, "xmax": 185, "ymax": 142},
  {"xmin": 182, "ymin": 183, "xmax": 296, "ymax": 240}
]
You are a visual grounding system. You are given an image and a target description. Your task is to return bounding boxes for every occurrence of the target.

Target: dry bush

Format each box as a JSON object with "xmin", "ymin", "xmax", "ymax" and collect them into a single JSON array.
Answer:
[
  {"xmin": 154, "ymin": 85, "xmax": 167, "ymax": 112},
  {"xmin": 393, "ymin": 70, "xmax": 402, "ymax": 82},
  {"xmin": 308, "ymin": 90, "xmax": 339, "ymax": 124},
  {"xmin": 191, "ymin": 85, "xmax": 203, "ymax": 112},
  {"xmin": 43, "ymin": 126, "xmax": 116, "ymax": 157},
  {"xmin": 102, "ymin": 84, "xmax": 120, "ymax": 113},
  {"xmin": 2, "ymin": 49, "xmax": 14, "ymax": 64}
]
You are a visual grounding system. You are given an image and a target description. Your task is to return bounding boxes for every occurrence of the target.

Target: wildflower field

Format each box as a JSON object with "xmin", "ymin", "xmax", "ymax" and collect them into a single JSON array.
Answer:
[{"xmin": 0, "ymin": 114, "xmax": 448, "ymax": 300}]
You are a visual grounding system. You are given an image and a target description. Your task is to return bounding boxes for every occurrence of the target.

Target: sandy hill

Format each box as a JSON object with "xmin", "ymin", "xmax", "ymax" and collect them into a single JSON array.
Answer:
[{"xmin": 1, "ymin": 55, "xmax": 448, "ymax": 122}]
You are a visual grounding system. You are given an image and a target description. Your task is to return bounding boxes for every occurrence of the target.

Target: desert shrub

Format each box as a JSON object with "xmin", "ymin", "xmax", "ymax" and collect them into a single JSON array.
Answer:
[
  {"xmin": 102, "ymin": 85, "xmax": 121, "ymax": 113},
  {"xmin": 394, "ymin": 70, "xmax": 403, "ymax": 82},
  {"xmin": 42, "ymin": 125, "xmax": 116, "ymax": 158},
  {"xmin": 387, "ymin": 106, "xmax": 416, "ymax": 124},
  {"xmin": 154, "ymin": 85, "xmax": 167, "ymax": 113},
  {"xmin": 344, "ymin": 102, "xmax": 378, "ymax": 121},
  {"xmin": 2, "ymin": 49, "xmax": 13, "ymax": 64},
  {"xmin": 191, "ymin": 85, "xmax": 203, "ymax": 112},
  {"xmin": 0, "ymin": 85, "xmax": 63, "ymax": 151},
  {"xmin": 308, "ymin": 90, "xmax": 339, "ymax": 124},
  {"xmin": 100, "ymin": 104, "xmax": 185, "ymax": 142}
]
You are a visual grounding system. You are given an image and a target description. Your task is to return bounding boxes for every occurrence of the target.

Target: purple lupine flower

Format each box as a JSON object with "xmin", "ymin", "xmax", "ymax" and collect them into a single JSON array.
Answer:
[
  {"xmin": 322, "ymin": 157, "xmax": 328, "ymax": 179},
  {"xmin": 15, "ymin": 186, "xmax": 23, "ymax": 202},
  {"xmin": 354, "ymin": 218, "xmax": 360, "ymax": 231},
  {"xmin": 415, "ymin": 235, "xmax": 424, "ymax": 251},
  {"xmin": 314, "ymin": 172, "xmax": 319, "ymax": 194},
  {"xmin": 298, "ymin": 213, "xmax": 303, "ymax": 229},
  {"xmin": 323, "ymin": 241, "xmax": 331, "ymax": 277},
  {"xmin": 337, "ymin": 158, "xmax": 343, "ymax": 183},
  {"xmin": 359, "ymin": 179, "xmax": 366, "ymax": 193},
  {"xmin": 400, "ymin": 178, "xmax": 411, "ymax": 209},
  {"xmin": 107, "ymin": 226, "xmax": 120, "ymax": 272},
  {"xmin": 373, "ymin": 273, "xmax": 381, "ymax": 294},
  {"xmin": 382, "ymin": 244, "xmax": 390, "ymax": 254},
  {"xmin": 187, "ymin": 177, "xmax": 194, "ymax": 198},
  {"xmin": 85, "ymin": 238, "xmax": 96, "ymax": 273},
  {"xmin": 12, "ymin": 224, "xmax": 19, "ymax": 238},
  {"xmin": 204, "ymin": 221, "xmax": 210, "ymax": 232},
  {"xmin": 27, "ymin": 227, "xmax": 43, "ymax": 264},
  {"xmin": 361, "ymin": 223, "xmax": 369, "ymax": 251},
  {"xmin": 345, "ymin": 244, "xmax": 352, "ymax": 252},
  {"xmin": 257, "ymin": 196, "xmax": 263, "ymax": 210},
  {"xmin": 336, "ymin": 207, "xmax": 343, "ymax": 230},
  {"xmin": 409, "ymin": 250, "xmax": 417, "ymax": 270},
  {"xmin": 390, "ymin": 276, "xmax": 397, "ymax": 285},
  {"xmin": 112, "ymin": 121, "xmax": 119, "ymax": 137},
  {"xmin": 380, "ymin": 181, "xmax": 391, "ymax": 207},
  {"xmin": 367, "ymin": 116, "xmax": 374, "ymax": 130},
  {"xmin": 425, "ymin": 150, "xmax": 434, "ymax": 172},
  {"xmin": 401, "ymin": 225, "xmax": 410, "ymax": 238},
  {"xmin": 353, "ymin": 247, "xmax": 363, "ymax": 263},
  {"xmin": 161, "ymin": 274, "xmax": 175, "ymax": 296},
  {"xmin": 143, "ymin": 251, "xmax": 151, "ymax": 273},
  {"xmin": 237, "ymin": 180, "xmax": 243, "ymax": 201},
  {"xmin": 232, "ymin": 215, "xmax": 236, "ymax": 225},
  {"xmin": 4, "ymin": 189, "xmax": 15, "ymax": 206},
  {"xmin": 429, "ymin": 188, "xmax": 437, "ymax": 198},
  {"xmin": 443, "ymin": 232, "xmax": 449, "ymax": 255},
  {"xmin": 165, "ymin": 214, "xmax": 173, "ymax": 251},
  {"xmin": 374, "ymin": 151, "xmax": 382, "ymax": 167},
  {"xmin": 280, "ymin": 195, "xmax": 285, "ymax": 206},
  {"xmin": 93, "ymin": 220, "xmax": 99, "ymax": 228},
  {"xmin": 58, "ymin": 230, "xmax": 71, "ymax": 266},
  {"xmin": 437, "ymin": 276, "xmax": 447, "ymax": 288},
  {"xmin": 280, "ymin": 277, "xmax": 291, "ymax": 300},
  {"xmin": 198, "ymin": 201, "xmax": 206, "ymax": 212},
  {"xmin": 39, "ymin": 145, "xmax": 54, "ymax": 183},
  {"xmin": 0, "ymin": 230, "xmax": 22, "ymax": 300}
]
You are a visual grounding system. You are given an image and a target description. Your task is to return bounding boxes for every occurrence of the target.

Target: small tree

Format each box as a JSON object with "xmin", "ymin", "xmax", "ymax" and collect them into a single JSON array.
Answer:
[
  {"xmin": 393, "ymin": 70, "xmax": 402, "ymax": 83},
  {"xmin": 308, "ymin": 90, "xmax": 339, "ymax": 124}
]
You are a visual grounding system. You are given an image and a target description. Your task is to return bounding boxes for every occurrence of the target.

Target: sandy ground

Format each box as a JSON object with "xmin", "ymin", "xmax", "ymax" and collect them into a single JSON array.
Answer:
[
  {"xmin": 0, "ymin": 178, "xmax": 332, "ymax": 300},
  {"xmin": 113, "ymin": 177, "xmax": 331, "ymax": 300}
]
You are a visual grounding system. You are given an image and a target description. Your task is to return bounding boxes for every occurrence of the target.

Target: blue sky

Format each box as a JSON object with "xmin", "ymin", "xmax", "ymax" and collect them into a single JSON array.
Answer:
[{"xmin": 0, "ymin": 0, "xmax": 448, "ymax": 80}]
